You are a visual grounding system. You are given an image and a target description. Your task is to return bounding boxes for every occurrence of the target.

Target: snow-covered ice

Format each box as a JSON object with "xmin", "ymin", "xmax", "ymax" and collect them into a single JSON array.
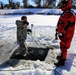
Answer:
[{"xmin": 0, "ymin": 9, "xmax": 76, "ymax": 75}]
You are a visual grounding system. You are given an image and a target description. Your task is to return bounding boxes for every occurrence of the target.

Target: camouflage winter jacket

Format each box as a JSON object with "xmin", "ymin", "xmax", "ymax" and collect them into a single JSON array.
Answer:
[{"xmin": 16, "ymin": 20, "xmax": 29, "ymax": 40}]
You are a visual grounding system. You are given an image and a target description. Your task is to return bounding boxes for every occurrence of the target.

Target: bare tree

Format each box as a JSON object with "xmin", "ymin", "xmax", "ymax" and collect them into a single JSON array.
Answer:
[
  {"xmin": 15, "ymin": 2, "xmax": 20, "ymax": 9},
  {"xmin": 8, "ymin": 0, "xmax": 20, "ymax": 9},
  {"xmin": 32, "ymin": 0, "xmax": 56, "ymax": 8},
  {"xmin": 43, "ymin": 0, "xmax": 56, "ymax": 8},
  {"xmin": 72, "ymin": 0, "xmax": 76, "ymax": 8},
  {"xmin": 8, "ymin": 0, "xmax": 14, "ymax": 8},
  {"xmin": 31, "ymin": 0, "xmax": 42, "ymax": 7},
  {"xmin": 4, "ymin": 4, "xmax": 9, "ymax": 9},
  {"xmin": 0, "ymin": 1, "xmax": 4, "ymax": 9},
  {"xmin": 23, "ymin": 0, "xmax": 28, "ymax": 8},
  {"xmin": 42, "ymin": 0, "xmax": 46, "ymax": 7},
  {"xmin": 8, "ymin": 0, "xmax": 13, "ymax": 7}
]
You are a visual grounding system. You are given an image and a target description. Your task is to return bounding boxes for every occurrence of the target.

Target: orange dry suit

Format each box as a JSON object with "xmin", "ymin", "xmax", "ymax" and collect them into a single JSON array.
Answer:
[{"xmin": 56, "ymin": 0, "xmax": 75, "ymax": 59}]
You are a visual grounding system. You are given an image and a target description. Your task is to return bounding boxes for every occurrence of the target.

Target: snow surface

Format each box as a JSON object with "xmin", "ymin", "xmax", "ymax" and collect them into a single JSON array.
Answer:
[
  {"xmin": 0, "ymin": 8, "xmax": 76, "ymax": 15},
  {"xmin": 0, "ymin": 9, "xmax": 62, "ymax": 15},
  {"xmin": 0, "ymin": 9, "xmax": 76, "ymax": 75}
]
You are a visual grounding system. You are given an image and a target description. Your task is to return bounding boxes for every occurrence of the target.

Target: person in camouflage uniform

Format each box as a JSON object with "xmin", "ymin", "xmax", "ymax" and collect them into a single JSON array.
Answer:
[{"xmin": 16, "ymin": 16, "xmax": 29, "ymax": 55}]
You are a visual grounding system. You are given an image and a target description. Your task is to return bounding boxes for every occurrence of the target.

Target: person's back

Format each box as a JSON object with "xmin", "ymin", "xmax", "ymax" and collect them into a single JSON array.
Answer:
[{"xmin": 16, "ymin": 20, "xmax": 28, "ymax": 41}]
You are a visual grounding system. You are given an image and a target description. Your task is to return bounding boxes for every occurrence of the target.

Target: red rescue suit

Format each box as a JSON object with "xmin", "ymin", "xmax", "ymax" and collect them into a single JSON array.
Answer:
[{"xmin": 57, "ymin": 0, "xmax": 75, "ymax": 59}]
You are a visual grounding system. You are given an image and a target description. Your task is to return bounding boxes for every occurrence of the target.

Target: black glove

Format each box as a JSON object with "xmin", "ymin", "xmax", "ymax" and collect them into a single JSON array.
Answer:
[
  {"xmin": 55, "ymin": 26, "xmax": 58, "ymax": 40},
  {"xmin": 55, "ymin": 32, "xmax": 58, "ymax": 40},
  {"xmin": 23, "ymin": 21, "xmax": 29, "ymax": 25},
  {"xmin": 59, "ymin": 33, "xmax": 64, "ymax": 38}
]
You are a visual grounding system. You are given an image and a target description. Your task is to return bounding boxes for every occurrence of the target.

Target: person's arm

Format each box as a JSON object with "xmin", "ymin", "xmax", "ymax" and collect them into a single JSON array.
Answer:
[
  {"xmin": 15, "ymin": 20, "xmax": 21, "ymax": 25},
  {"xmin": 59, "ymin": 11, "xmax": 75, "ymax": 38},
  {"xmin": 59, "ymin": 20, "xmax": 75, "ymax": 38}
]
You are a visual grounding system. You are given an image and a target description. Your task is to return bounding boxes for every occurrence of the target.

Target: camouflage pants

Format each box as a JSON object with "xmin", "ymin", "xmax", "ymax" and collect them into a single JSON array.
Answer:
[{"xmin": 17, "ymin": 39, "xmax": 26, "ymax": 55}]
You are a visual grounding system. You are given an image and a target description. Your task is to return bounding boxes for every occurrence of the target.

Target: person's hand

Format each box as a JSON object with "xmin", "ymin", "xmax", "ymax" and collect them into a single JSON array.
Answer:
[
  {"xmin": 23, "ymin": 21, "xmax": 29, "ymax": 25},
  {"xmin": 55, "ymin": 33, "xmax": 58, "ymax": 40}
]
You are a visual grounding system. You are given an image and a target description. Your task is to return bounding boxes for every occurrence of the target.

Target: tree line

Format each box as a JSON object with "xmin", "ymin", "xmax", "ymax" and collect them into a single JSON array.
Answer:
[{"xmin": 0, "ymin": 0, "xmax": 76, "ymax": 9}]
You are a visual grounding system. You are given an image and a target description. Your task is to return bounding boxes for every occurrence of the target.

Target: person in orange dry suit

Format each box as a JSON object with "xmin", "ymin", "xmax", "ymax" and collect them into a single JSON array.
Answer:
[{"xmin": 55, "ymin": 0, "xmax": 75, "ymax": 66}]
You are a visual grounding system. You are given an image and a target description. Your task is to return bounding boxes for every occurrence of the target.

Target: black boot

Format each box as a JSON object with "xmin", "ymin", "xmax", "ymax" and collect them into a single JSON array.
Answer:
[
  {"xmin": 54, "ymin": 59, "xmax": 66, "ymax": 67},
  {"xmin": 56, "ymin": 54, "xmax": 62, "ymax": 61}
]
